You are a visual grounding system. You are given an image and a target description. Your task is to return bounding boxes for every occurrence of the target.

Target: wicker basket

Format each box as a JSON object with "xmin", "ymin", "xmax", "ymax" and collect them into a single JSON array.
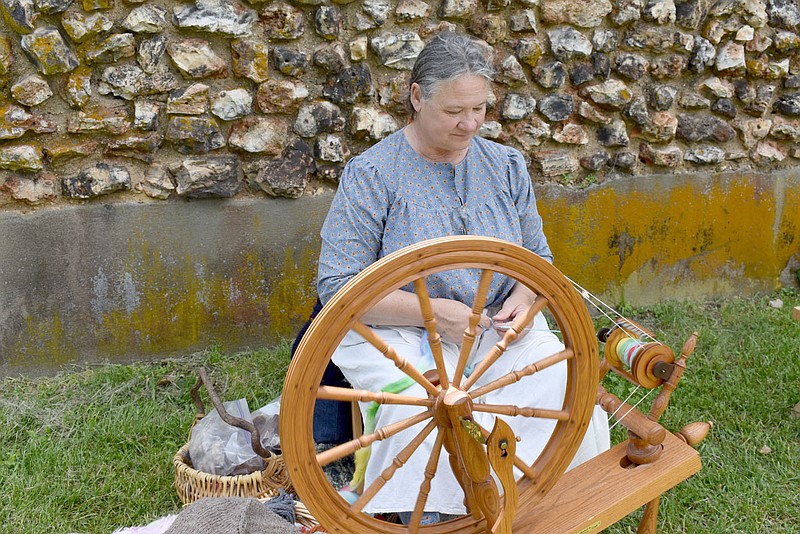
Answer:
[{"xmin": 173, "ymin": 368, "xmax": 294, "ymax": 505}]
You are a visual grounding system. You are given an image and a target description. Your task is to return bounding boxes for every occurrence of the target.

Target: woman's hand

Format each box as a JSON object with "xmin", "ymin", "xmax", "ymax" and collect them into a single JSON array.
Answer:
[
  {"xmin": 432, "ymin": 298, "xmax": 490, "ymax": 344},
  {"xmin": 491, "ymin": 283, "xmax": 537, "ymax": 340}
]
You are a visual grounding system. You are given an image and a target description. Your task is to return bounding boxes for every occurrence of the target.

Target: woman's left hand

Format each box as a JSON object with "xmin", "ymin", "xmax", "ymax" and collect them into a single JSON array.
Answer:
[
  {"xmin": 431, "ymin": 297, "xmax": 491, "ymax": 344},
  {"xmin": 490, "ymin": 283, "xmax": 537, "ymax": 340}
]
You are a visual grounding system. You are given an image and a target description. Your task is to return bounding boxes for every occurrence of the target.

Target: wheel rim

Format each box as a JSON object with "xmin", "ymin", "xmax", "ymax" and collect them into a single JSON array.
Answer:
[{"xmin": 281, "ymin": 236, "xmax": 598, "ymax": 533}]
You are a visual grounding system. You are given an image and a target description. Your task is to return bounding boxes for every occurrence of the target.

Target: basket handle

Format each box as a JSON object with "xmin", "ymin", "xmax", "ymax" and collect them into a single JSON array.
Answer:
[{"xmin": 190, "ymin": 367, "xmax": 273, "ymax": 459}]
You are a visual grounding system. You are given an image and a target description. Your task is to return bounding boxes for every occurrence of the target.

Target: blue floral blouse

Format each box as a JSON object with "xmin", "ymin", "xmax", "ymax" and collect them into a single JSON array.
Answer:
[{"xmin": 317, "ymin": 128, "xmax": 553, "ymax": 308}]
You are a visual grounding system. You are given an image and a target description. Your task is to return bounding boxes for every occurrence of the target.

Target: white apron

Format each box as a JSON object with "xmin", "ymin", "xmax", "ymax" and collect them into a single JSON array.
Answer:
[{"xmin": 331, "ymin": 311, "xmax": 610, "ymax": 515}]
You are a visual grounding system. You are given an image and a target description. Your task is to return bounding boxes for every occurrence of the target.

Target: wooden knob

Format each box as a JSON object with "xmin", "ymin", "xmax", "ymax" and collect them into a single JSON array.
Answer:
[
  {"xmin": 681, "ymin": 332, "xmax": 699, "ymax": 358},
  {"xmin": 676, "ymin": 421, "xmax": 713, "ymax": 447}
]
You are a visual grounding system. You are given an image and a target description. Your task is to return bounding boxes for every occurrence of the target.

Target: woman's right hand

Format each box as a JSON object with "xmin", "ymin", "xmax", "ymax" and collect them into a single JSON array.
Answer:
[{"xmin": 432, "ymin": 298, "xmax": 490, "ymax": 344}]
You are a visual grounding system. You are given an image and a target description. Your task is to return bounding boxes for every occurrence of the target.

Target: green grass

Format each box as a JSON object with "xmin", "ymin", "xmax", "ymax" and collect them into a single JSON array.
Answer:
[
  {"xmin": 0, "ymin": 341, "xmax": 291, "ymax": 533},
  {"xmin": 603, "ymin": 290, "xmax": 800, "ymax": 534},
  {"xmin": 1, "ymin": 292, "xmax": 799, "ymax": 533}
]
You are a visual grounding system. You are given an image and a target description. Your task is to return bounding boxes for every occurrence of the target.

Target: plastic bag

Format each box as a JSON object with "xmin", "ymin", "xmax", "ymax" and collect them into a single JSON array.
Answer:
[
  {"xmin": 189, "ymin": 398, "xmax": 265, "ymax": 476},
  {"xmin": 252, "ymin": 396, "xmax": 281, "ymax": 454}
]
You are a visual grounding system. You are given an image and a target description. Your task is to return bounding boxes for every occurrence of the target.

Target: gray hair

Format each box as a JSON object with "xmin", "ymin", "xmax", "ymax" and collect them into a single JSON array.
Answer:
[{"xmin": 408, "ymin": 32, "xmax": 494, "ymax": 115}]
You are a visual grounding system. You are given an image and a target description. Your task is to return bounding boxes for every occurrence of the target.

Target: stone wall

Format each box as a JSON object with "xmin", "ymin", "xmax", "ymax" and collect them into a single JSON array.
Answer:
[{"xmin": 2, "ymin": 0, "xmax": 800, "ymax": 202}]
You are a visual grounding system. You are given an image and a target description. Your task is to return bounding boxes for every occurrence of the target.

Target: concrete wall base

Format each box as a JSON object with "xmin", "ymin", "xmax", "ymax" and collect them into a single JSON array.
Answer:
[{"xmin": 2, "ymin": 170, "xmax": 798, "ymax": 375}]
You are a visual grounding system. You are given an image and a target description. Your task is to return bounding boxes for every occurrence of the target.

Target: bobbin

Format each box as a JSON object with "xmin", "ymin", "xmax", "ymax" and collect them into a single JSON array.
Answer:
[{"xmin": 598, "ymin": 319, "xmax": 675, "ymax": 389}]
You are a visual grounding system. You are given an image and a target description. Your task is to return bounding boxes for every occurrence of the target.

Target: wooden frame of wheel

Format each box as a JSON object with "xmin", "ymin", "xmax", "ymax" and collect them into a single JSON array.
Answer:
[{"xmin": 280, "ymin": 236, "xmax": 598, "ymax": 533}]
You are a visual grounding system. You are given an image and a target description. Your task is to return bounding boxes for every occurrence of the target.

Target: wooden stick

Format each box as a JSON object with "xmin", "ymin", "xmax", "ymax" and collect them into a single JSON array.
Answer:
[
  {"xmin": 454, "ymin": 269, "xmax": 495, "ymax": 388},
  {"xmin": 352, "ymin": 419, "xmax": 438, "ymax": 512},
  {"xmin": 607, "ymin": 364, "xmax": 641, "ymax": 388},
  {"xmin": 468, "ymin": 348, "xmax": 573, "ymax": 400},
  {"xmin": 597, "ymin": 385, "xmax": 666, "ymax": 445},
  {"xmin": 408, "ymin": 430, "xmax": 446, "ymax": 534},
  {"xmin": 637, "ymin": 496, "xmax": 660, "ymax": 534},
  {"xmin": 352, "ymin": 322, "xmax": 439, "ymax": 397},
  {"xmin": 414, "ymin": 277, "xmax": 450, "ymax": 389},
  {"xmin": 351, "ymin": 400, "xmax": 363, "ymax": 440},
  {"xmin": 317, "ymin": 385, "xmax": 432, "ymax": 407},
  {"xmin": 472, "ymin": 403, "xmax": 570, "ymax": 421},
  {"xmin": 462, "ymin": 295, "xmax": 548, "ymax": 390},
  {"xmin": 316, "ymin": 411, "xmax": 431, "ymax": 467}
]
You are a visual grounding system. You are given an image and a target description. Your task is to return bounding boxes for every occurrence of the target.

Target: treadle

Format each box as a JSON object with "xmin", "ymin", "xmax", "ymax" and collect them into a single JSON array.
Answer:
[{"xmin": 513, "ymin": 431, "xmax": 701, "ymax": 533}]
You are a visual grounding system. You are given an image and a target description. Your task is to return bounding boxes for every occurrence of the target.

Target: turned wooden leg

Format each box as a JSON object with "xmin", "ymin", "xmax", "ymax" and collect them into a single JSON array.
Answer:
[{"xmin": 637, "ymin": 496, "xmax": 661, "ymax": 534}]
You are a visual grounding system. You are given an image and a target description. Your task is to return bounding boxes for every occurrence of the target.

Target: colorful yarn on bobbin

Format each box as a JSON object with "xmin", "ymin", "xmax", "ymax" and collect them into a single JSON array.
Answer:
[
  {"xmin": 616, "ymin": 337, "xmax": 650, "ymax": 369},
  {"xmin": 603, "ymin": 323, "xmax": 675, "ymax": 389}
]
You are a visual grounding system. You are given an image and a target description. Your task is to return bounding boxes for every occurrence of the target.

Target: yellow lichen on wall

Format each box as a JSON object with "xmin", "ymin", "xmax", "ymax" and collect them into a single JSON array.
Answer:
[
  {"xmin": 8, "ymin": 314, "xmax": 78, "ymax": 368},
  {"xmin": 6, "ymin": 240, "xmax": 320, "ymax": 372},
  {"xmin": 775, "ymin": 175, "xmax": 800, "ymax": 270},
  {"xmin": 266, "ymin": 247, "xmax": 318, "ymax": 339},
  {"xmin": 98, "ymin": 247, "xmax": 213, "ymax": 356},
  {"xmin": 94, "ymin": 245, "xmax": 314, "ymax": 357},
  {"xmin": 542, "ymin": 173, "xmax": 793, "ymax": 305}
]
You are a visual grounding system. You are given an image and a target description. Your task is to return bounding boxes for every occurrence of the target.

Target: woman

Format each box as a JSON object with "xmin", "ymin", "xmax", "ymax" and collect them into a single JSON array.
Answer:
[{"xmin": 316, "ymin": 32, "xmax": 609, "ymax": 524}]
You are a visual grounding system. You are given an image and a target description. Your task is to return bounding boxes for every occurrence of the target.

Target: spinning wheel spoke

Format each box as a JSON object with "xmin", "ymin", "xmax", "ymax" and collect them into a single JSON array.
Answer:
[
  {"xmin": 317, "ymin": 385, "xmax": 433, "ymax": 407},
  {"xmin": 353, "ymin": 321, "xmax": 440, "ymax": 397},
  {"xmin": 453, "ymin": 269, "xmax": 496, "ymax": 388},
  {"xmin": 409, "ymin": 430, "xmax": 446, "ymax": 533},
  {"xmin": 352, "ymin": 419, "xmax": 439, "ymax": 513},
  {"xmin": 472, "ymin": 403, "xmax": 570, "ymax": 421},
  {"xmin": 414, "ymin": 277, "xmax": 450, "ymax": 389},
  {"xmin": 468, "ymin": 347, "xmax": 574, "ymax": 400},
  {"xmin": 512, "ymin": 454, "xmax": 538, "ymax": 481},
  {"xmin": 316, "ymin": 411, "xmax": 432, "ymax": 467},
  {"xmin": 462, "ymin": 295, "xmax": 549, "ymax": 390}
]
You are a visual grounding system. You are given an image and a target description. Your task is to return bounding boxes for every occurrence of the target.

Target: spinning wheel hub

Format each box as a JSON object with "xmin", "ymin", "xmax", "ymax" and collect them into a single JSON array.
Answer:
[{"xmin": 431, "ymin": 386, "xmax": 474, "ymax": 428}]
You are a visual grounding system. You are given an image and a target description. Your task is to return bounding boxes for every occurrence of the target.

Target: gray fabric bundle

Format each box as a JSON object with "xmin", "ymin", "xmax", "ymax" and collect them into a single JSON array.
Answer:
[
  {"xmin": 264, "ymin": 489, "xmax": 296, "ymax": 525},
  {"xmin": 165, "ymin": 497, "xmax": 299, "ymax": 534}
]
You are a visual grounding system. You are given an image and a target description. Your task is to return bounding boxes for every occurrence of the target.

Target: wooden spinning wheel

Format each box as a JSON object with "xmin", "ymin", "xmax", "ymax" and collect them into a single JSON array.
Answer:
[{"xmin": 281, "ymin": 236, "xmax": 601, "ymax": 533}]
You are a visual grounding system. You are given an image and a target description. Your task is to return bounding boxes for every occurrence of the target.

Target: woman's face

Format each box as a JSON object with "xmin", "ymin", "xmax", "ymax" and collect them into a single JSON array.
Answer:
[{"xmin": 410, "ymin": 74, "xmax": 488, "ymax": 158}]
